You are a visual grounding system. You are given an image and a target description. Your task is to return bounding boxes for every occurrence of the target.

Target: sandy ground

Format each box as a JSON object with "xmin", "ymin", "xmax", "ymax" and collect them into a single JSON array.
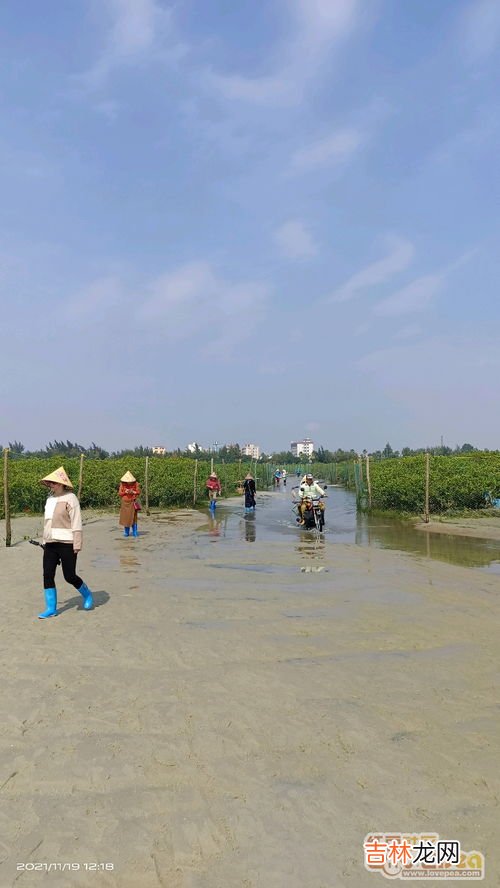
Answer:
[
  {"xmin": 0, "ymin": 508, "xmax": 498, "ymax": 887},
  {"xmin": 415, "ymin": 514, "xmax": 500, "ymax": 541}
]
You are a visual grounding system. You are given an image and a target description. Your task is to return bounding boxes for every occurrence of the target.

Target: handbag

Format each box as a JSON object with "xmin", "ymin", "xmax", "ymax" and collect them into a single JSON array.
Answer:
[{"xmin": 133, "ymin": 500, "xmax": 142, "ymax": 511}]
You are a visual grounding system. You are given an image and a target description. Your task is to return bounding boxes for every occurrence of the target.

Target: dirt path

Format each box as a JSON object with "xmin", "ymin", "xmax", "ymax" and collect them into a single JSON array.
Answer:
[{"xmin": 0, "ymin": 511, "xmax": 497, "ymax": 886}]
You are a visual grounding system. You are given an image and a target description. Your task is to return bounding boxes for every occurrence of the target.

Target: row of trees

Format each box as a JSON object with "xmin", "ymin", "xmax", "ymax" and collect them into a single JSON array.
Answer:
[
  {"xmin": 2, "ymin": 440, "xmax": 482, "ymax": 464},
  {"xmin": 374, "ymin": 442, "xmax": 478, "ymax": 460}
]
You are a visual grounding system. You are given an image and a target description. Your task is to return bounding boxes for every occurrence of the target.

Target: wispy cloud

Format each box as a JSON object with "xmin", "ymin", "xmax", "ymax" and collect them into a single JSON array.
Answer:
[
  {"xmin": 273, "ymin": 219, "xmax": 318, "ymax": 259},
  {"xmin": 79, "ymin": 0, "xmax": 179, "ymax": 88},
  {"xmin": 327, "ymin": 236, "xmax": 415, "ymax": 303},
  {"xmin": 457, "ymin": 0, "xmax": 500, "ymax": 63},
  {"xmin": 373, "ymin": 274, "xmax": 442, "ymax": 317},
  {"xmin": 206, "ymin": 0, "xmax": 361, "ymax": 106},
  {"xmin": 393, "ymin": 324, "xmax": 422, "ymax": 341},
  {"xmin": 65, "ymin": 275, "xmax": 123, "ymax": 320},
  {"xmin": 138, "ymin": 261, "xmax": 269, "ymax": 357},
  {"xmin": 63, "ymin": 260, "xmax": 269, "ymax": 361},
  {"xmin": 204, "ymin": 72, "xmax": 293, "ymax": 106},
  {"xmin": 290, "ymin": 127, "xmax": 364, "ymax": 173},
  {"xmin": 290, "ymin": 0, "xmax": 359, "ymax": 48}
]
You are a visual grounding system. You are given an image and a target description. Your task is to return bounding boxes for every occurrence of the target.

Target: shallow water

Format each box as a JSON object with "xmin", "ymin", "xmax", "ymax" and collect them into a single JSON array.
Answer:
[{"xmin": 195, "ymin": 487, "xmax": 500, "ymax": 573}]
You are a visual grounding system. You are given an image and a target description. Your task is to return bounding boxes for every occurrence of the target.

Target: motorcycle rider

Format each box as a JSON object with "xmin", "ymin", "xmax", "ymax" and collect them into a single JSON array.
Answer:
[{"xmin": 297, "ymin": 473, "xmax": 325, "ymax": 525}]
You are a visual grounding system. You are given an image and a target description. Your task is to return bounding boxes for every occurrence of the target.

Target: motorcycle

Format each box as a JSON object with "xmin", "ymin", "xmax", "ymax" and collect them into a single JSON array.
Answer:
[{"xmin": 292, "ymin": 494, "xmax": 326, "ymax": 531}]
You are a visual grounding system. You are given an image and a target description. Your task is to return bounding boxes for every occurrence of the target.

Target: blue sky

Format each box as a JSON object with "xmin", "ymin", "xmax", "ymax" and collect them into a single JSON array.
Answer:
[{"xmin": 1, "ymin": 0, "xmax": 499, "ymax": 453}]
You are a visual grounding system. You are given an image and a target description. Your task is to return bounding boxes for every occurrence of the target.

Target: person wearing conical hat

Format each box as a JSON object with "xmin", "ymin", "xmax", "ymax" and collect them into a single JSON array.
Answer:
[
  {"xmin": 243, "ymin": 472, "xmax": 256, "ymax": 511},
  {"xmin": 118, "ymin": 471, "xmax": 141, "ymax": 538},
  {"xmin": 37, "ymin": 467, "xmax": 94, "ymax": 619},
  {"xmin": 205, "ymin": 471, "xmax": 222, "ymax": 511}
]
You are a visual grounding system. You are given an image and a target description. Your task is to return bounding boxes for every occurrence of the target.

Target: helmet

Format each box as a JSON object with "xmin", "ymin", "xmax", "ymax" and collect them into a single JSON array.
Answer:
[{"xmin": 306, "ymin": 473, "xmax": 313, "ymax": 480}]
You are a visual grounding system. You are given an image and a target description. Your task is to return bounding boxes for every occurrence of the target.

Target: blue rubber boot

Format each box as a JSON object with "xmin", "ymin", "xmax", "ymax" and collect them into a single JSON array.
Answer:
[
  {"xmin": 132, "ymin": 523, "xmax": 138, "ymax": 537},
  {"xmin": 78, "ymin": 582, "xmax": 94, "ymax": 610},
  {"xmin": 123, "ymin": 526, "xmax": 130, "ymax": 537},
  {"xmin": 209, "ymin": 499, "xmax": 216, "ymax": 512},
  {"xmin": 39, "ymin": 587, "xmax": 57, "ymax": 619}
]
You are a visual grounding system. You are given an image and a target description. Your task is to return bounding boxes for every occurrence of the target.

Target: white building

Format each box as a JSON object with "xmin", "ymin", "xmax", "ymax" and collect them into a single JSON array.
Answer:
[
  {"xmin": 291, "ymin": 438, "xmax": 314, "ymax": 457},
  {"xmin": 241, "ymin": 443, "xmax": 260, "ymax": 459},
  {"xmin": 152, "ymin": 446, "xmax": 166, "ymax": 455},
  {"xmin": 186, "ymin": 442, "xmax": 205, "ymax": 453}
]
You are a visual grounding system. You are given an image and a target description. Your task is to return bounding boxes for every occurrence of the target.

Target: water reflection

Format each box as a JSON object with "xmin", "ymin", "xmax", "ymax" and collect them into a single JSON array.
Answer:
[
  {"xmin": 356, "ymin": 513, "xmax": 500, "ymax": 570},
  {"xmin": 204, "ymin": 513, "xmax": 229, "ymax": 540},
  {"xmin": 194, "ymin": 490, "xmax": 500, "ymax": 572},
  {"xmin": 296, "ymin": 533, "xmax": 325, "ymax": 561},
  {"xmin": 120, "ymin": 553, "xmax": 140, "ymax": 571},
  {"xmin": 242, "ymin": 513, "xmax": 256, "ymax": 543}
]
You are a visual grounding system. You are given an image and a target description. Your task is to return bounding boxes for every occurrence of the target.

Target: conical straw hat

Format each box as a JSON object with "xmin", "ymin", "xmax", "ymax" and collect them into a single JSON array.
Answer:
[
  {"xmin": 40, "ymin": 466, "xmax": 73, "ymax": 488},
  {"xmin": 120, "ymin": 470, "xmax": 136, "ymax": 483}
]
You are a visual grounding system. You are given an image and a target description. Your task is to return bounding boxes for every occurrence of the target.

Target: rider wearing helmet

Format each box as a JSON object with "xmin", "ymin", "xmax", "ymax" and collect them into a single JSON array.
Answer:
[{"xmin": 297, "ymin": 473, "xmax": 325, "ymax": 524}]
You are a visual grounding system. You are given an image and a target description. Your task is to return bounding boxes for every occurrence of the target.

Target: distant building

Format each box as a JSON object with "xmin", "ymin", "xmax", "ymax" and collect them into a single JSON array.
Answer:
[
  {"xmin": 241, "ymin": 443, "xmax": 260, "ymax": 459},
  {"xmin": 186, "ymin": 442, "xmax": 205, "ymax": 453},
  {"xmin": 291, "ymin": 438, "xmax": 314, "ymax": 457},
  {"xmin": 152, "ymin": 446, "xmax": 166, "ymax": 455}
]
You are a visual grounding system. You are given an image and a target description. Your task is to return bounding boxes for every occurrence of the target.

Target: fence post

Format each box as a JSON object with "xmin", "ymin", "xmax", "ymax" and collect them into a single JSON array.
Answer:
[
  {"xmin": 354, "ymin": 461, "xmax": 361, "ymax": 506},
  {"xmin": 145, "ymin": 456, "xmax": 150, "ymax": 515},
  {"xmin": 77, "ymin": 453, "xmax": 84, "ymax": 501},
  {"xmin": 424, "ymin": 452, "xmax": 430, "ymax": 523},
  {"xmin": 3, "ymin": 448, "xmax": 11, "ymax": 547},
  {"xmin": 193, "ymin": 459, "xmax": 198, "ymax": 506},
  {"xmin": 366, "ymin": 454, "xmax": 372, "ymax": 509}
]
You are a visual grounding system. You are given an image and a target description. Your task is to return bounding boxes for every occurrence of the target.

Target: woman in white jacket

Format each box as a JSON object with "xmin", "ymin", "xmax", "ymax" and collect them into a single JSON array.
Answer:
[{"xmin": 38, "ymin": 466, "xmax": 94, "ymax": 619}]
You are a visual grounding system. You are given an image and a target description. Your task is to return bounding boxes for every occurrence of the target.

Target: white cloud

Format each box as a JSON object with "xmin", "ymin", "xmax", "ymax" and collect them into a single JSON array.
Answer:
[
  {"xmin": 63, "ymin": 261, "xmax": 269, "ymax": 360},
  {"xmin": 206, "ymin": 0, "xmax": 361, "ymax": 106},
  {"xmin": 373, "ymin": 274, "xmax": 442, "ymax": 317},
  {"xmin": 328, "ymin": 236, "xmax": 415, "ymax": 303},
  {"xmin": 393, "ymin": 324, "xmax": 422, "ymax": 341},
  {"xmin": 204, "ymin": 71, "xmax": 293, "ymax": 106},
  {"xmin": 138, "ymin": 261, "xmax": 269, "ymax": 357},
  {"xmin": 290, "ymin": 127, "xmax": 363, "ymax": 173},
  {"xmin": 65, "ymin": 275, "xmax": 123, "ymax": 320},
  {"xmin": 107, "ymin": 0, "xmax": 160, "ymax": 57},
  {"xmin": 273, "ymin": 220, "xmax": 318, "ymax": 259},
  {"xmin": 291, "ymin": 0, "xmax": 359, "ymax": 45},
  {"xmin": 80, "ymin": 0, "xmax": 177, "ymax": 87},
  {"xmin": 457, "ymin": 0, "xmax": 500, "ymax": 62}
]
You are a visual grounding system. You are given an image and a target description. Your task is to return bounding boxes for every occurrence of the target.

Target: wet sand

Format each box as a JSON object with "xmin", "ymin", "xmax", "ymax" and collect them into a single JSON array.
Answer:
[
  {"xmin": 0, "ymin": 508, "xmax": 498, "ymax": 887},
  {"xmin": 415, "ymin": 514, "xmax": 500, "ymax": 541}
]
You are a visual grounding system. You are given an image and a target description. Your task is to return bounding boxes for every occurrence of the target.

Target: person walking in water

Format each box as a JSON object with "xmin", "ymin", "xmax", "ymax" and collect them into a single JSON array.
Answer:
[
  {"xmin": 206, "ymin": 471, "xmax": 222, "ymax": 510},
  {"xmin": 38, "ymin": 466, "xmax": 93, "ymax": 619},
  {"xmin": 118, "ymin": 471, "xmax": 141, "ymax": 537},
  {"xmin": 243, "ymin": 472, "xmax": 256, "ymax": 511}
]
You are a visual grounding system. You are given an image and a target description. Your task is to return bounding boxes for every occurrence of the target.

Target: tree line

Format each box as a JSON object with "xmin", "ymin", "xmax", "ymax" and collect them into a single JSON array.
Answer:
[{"xmin": 1, "ymin": 440, "xmax": 484, "ymax": 464}]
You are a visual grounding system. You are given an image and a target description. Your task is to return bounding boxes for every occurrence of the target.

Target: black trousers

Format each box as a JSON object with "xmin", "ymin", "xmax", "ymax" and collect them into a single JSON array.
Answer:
[{"xmin": 43, "ymin": 542, "xmax": 83, "ymax": 591}]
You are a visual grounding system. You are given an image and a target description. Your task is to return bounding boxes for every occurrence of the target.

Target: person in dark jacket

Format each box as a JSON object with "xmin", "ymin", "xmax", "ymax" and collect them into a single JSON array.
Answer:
[{"xmin": 243, "ymin": 473, "xmax": 256, "ymax": 511}]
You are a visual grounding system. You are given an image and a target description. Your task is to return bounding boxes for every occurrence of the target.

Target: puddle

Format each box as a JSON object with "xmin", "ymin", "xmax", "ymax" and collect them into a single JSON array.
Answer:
[
  {"xmin": 208, "ymin": 563, "xmax": 296, "ymax": 574},
  {"xmin": 194, "ymin": 489, "xmax": 500, "ymax": 573}
]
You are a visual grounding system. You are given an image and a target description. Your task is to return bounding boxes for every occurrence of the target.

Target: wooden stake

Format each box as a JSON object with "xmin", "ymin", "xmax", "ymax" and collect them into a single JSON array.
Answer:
[
  {"xmin": 210, "ymin": 456, "xmax": 214, "ymax": 473},
  {"xmin": 77, "ymin": 453, "xmax": 84, "ymax": 501},
  {"xmin": 3, "ymin": 448, "xmax": 11, "ymax": 547},
  {"xmin": 193, "ymin": 459, "xmax": 198, "ymax": 505},
  {"xmin": 366, "ymin": 454, "xmax": 372, "ymax": 509},
  {"xmin": 145, "ymin": 456, "xmax": 150, "ymax": 516},
  {"xmin": 424, "ymin": 452, "xmax": 430, "ymax": 523}
]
